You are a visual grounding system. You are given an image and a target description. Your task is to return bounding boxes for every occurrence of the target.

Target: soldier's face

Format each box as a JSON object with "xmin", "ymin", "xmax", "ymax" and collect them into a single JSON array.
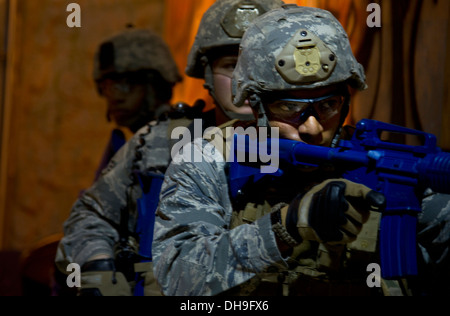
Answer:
[
  {"xmin": 212, "ymin": 55, "xmax": 253, "ymax": 116},
  {"xmin": 99, "ymin": 76, "xmax": 148, "ymax": 128},
  {"xmin": 264, "ymin": 85, "xmax": 345, "ymax": 147}
]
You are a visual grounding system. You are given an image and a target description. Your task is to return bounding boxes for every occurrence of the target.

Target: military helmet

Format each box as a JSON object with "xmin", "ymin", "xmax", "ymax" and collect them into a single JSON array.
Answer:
[
  {"xmin": 232, "ymin": 4, "xmax": 367, "ymax": 107},
  {"xmin": 93, "ymin": 28, "xmax": 181, "ymax": 85},
  {"xmin": 185, "ymin": 0, "xmax": 285, "ymax": 79}
]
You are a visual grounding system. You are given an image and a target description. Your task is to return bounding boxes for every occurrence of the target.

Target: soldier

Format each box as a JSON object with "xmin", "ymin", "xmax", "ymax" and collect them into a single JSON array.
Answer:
[
  {"xmin": 153, "ymin": 4, "xmax": 450, "ymax": 296},
  {"xmin": 54, "ymin": 27, "xmax": 182, "ymax": 296},
  {"xmin": 183, "ymin": 0, "xmax": 285, "ymax": 129},
  {"xmin": 55, "ymin": 0, "xmax": 284, "ymax": 296},
  {"xmin": 92, "ymin": 27, "xmax": 182, "ymax": 181}
]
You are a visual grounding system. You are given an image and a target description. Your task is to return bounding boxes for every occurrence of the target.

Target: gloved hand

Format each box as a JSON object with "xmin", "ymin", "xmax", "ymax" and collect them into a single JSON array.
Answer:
[
  {"xmin": 286, "ymin": 179, "xmax": 386, "ymax": 244},
  {"xmin": 79, "ymin": 259, "xmax": 132, "ymax": 296}
]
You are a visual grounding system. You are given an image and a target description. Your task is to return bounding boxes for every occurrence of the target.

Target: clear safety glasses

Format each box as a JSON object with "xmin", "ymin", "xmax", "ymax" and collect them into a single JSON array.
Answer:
[{"xmin": 266, "ymin": 94, "xmax": 345, "ymax": 126}]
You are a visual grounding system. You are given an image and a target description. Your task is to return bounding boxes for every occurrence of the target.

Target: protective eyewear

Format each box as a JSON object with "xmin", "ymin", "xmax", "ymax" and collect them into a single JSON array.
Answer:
[{"xmin": 266, "ymin": 94, "xmax": 345, "ymax": 126}]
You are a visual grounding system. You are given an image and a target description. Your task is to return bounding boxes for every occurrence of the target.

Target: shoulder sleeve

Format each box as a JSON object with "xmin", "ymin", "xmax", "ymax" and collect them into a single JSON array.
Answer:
[
  {"xmin": 57, "ymin": 123, "xmax": 170, "ymax": 268},
  {"xmin": 152, "ymin": 138, "xmax": 287, "ymax": 296},
  {"xmin": 56, "ymin": 136, "xmax": 138, "ymax": 268},
  {"xmin": 418, "ymin": 192, "xmax": 450, "ymax": 266}
]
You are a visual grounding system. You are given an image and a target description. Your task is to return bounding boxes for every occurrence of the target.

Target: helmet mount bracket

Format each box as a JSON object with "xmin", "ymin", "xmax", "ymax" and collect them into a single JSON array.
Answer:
[{"xmin": 275, "ymin": 29, "xmax": 337, "ymax": 84}]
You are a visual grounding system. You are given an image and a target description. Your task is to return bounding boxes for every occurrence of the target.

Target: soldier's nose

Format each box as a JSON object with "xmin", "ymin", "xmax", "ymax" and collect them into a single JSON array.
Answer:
[{"xmin": 298, "ymin": 116, "xmax": 324, "ymax": 145}]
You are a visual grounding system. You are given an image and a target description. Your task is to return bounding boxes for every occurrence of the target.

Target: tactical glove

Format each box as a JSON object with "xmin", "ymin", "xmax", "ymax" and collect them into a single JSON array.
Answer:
[
  {"xmin": 286, "ymin": 179, "xmax": 386, "ymax": 244},
  {"xmin": 79, "ymin": 259, "xmax": 132, "ymax": 296}
]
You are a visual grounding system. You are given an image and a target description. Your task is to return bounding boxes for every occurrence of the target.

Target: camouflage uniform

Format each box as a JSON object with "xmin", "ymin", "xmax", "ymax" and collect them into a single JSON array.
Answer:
[
  {"xmin": 154, "ymin": 124, "xmax": 450, "ymax": 297},
  {"xmin": 55, "ymin": 27, "xmax": 184, "ymax": 295},
  {"xmin": 56, "ymin": 120, "xmax": 177, "ymax": 295},
  {"xmin": 91, "ymin": 28, "xmax": 182, "ymax": 182},
  {"xmin": 58, "ymin": 121, "xmax": 170, "ymax": 265},
  {"xmin": 154, "ymin": 137, "xmax": 270, "ymax": 296},
  {"xmin": 153, "ymin": 5, "xmax": 450, "ymax": 296},
  {"xmin": 153, "ymin": 126, "xmax": 380, "ymax": 296},
  {"xmin": 56, "ymin": 0, "xmax": 284, "ymax": 296}
]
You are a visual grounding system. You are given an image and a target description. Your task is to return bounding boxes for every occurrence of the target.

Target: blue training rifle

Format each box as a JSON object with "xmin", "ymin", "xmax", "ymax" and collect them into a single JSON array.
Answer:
[{"xmin": 229, "ymin": 119, "xmax": 450, "ymax": 279}]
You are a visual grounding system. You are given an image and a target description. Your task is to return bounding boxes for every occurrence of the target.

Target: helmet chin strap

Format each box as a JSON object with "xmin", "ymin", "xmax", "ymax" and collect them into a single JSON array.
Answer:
[
  {"xmin": 330, "ymin": 127, "xmax": 343, "ymax": 148},
  {"xmin": 249, "ymin": 93, "xmax": 270, "ymax": 127},
  {"xmin": 203, "ymin": 62, "xmax": 255, "ymax": 121},
  {"xmin": 330, "ymin": 93, "xmax": 350, "ymax": 148}
]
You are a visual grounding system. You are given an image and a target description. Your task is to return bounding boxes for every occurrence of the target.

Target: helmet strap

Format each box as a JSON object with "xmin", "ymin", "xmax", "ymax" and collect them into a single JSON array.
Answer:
[
  {"xmin": 330, "ymin": 127, "xmax": 343, "ymax": 148},
  {"xmin": 249, "ymin": 93, "xmax": 270, "ymax": 127},
  {"xmin": 331, "ymin": 90, "xmax": 351, "ymax": 148}
]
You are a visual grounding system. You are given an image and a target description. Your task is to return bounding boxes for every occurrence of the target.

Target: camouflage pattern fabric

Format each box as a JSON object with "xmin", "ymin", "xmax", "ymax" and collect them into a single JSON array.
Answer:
[
  {"xmin": 153, "ymin": 137, "xmax": 289, "ymax": 296},
  {"xmin": 185, "ymin": 0, "xmax": 285, "ymax": 79},
  {"xmin": 185, "ymin": 0, "xmax": 285, "ymax": 122},
  {"xmin": 416, "ymin": 190, "xmax": 450, "ymax": 295},
  {"xmin": 419, "ymin": 190, "xmax": 450, "ymax": 266},
  {"xmin": 153, "ymin": 134, "xmax": 377, "ymax": 296},
  {"xmin": 153, "ymin": 4, "xmax": 450, "ymax": 296},
  {"xmin": 232, "ymin": 5, "xmax": 367, "ymax": 108},
  {"xmin": 153, "ymin": 128, "xmax": 450, "ymax": 296},
  {"xmin": 56, "ymin": 120, "xmax": 171, "ymax": 271},
  {"xmin": 93, "ymin": 28, "xmax": 181, "ymax": 84}
]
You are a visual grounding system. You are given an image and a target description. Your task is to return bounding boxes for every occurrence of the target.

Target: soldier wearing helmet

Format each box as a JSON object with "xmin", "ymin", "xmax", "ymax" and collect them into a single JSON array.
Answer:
[
  {"xmin": 55, "ymin": 0, "xmax": 283, "ymax": 296},
  {"xmin": 153, "ymin": 4, "xmax": 388, "ymax": 296},
  {"xmin": 55, "ymin": 27, "xmax": 184, "ymax": 296},
  {"xmin": 89, "ymin": 27, "xmax": 182, "ymax": 182},
  {"xmin": 154, "ymin": 4, "xmax": 450, "ymax": 296},
  {"xmin": 232, "ymin": 4, "xmax": 450, "ymax": 296},
  {"xmin": 94, "ymin": 27, "xmax": 181, "ymax": 132},
  {"xmin": 231, "ymin": 5, "xmax": 366, "ymax": 142},
  {"xmin": 185, "ymin": 0, "xmax": 284, "ymax": 126}
]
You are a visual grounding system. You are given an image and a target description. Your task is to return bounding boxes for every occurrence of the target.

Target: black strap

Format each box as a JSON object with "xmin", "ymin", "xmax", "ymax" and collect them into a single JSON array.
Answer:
[{"xmin": 81, "ymin": 258, "xmax": 115, "ymax": 272}]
